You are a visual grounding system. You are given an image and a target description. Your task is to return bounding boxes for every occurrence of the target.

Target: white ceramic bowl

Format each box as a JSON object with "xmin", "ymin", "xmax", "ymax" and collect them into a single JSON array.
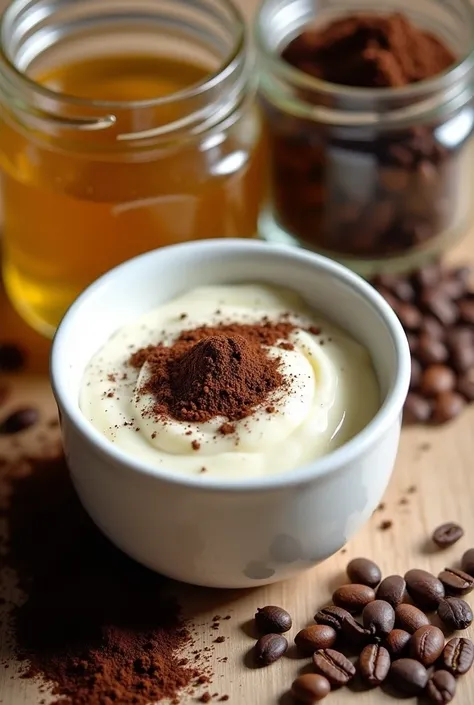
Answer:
[{"xmin": 51, "ymin": 239, "xmax": 410, "ymax": 588}]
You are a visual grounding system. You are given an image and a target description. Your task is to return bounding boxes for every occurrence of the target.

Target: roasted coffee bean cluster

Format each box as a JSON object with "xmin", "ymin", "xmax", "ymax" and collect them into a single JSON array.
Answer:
[
  {"xmin": 251, "ymin": 548, "xmax": 474, "ymax": 703},
  {"xmin": 372, "ymin": 263, "xmax": 474, "ymax": 425}
]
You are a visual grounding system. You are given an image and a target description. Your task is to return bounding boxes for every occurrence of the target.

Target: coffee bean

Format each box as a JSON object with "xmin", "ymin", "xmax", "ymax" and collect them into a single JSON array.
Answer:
[
  {"xmin": 461, "ymin": 548, "xmax": 474, "ymax": 577},
  {"xmin": 291, "ymin": 674, "xmax": 331, "ymax": 703},
  {"xmin": 358, "ymin": 643, "xmax": 390, "ymax": 687},
  {"xmin": 441, "ymin": 637, "xmax": 474, "ymax": 676},
  {"xmin": 346, "ymin": 558, "xmax": 381, "ymax": 588},
  {"xmin": 448, "ymin": 327, "xmax": 474, "ymax": 373},
  {"xmin": 417, "ymin": 334, "xmax": 448, "ymax": 365},
  {"xmin": 421, "ymin": 290, "xmax": 458, "ymax": 327},
  {"xmin": 432, "ymin": 522, "xmax": 464, "ymax": 548},
  {"xmin": 410, "ymin": 357, "xmax": 422, "ymax": 389},
  {"xmin": 410, "ymin": 625, "xmax": 445, "ymax": 666},
  {"xmin": 403, "ymin": 393, "xmax": 432, "ymax": 424},
  {"xmin": 340, "ymin": 614, "xmax": 371, "ymax": 649},
  {"xmin": 390, "ymin": 658, "xmax": 429, "ymax": 695},
  {"xmin": 438, "ymin": 568, "xmax": 474, "ymax": 596},
  {"xmin": 457, "ymin": 369, "xmax": 474, "ymax": 400},
  {"xmin": 426, "ymin": 670, "xmax": 456, "ymax": 704},
  {"xmin": 0, "ymin": 407, "xmax": 39, "ymax": 435},
  {"xmin": 385, "ymin": 629, "xmax": 411, "ymax": 659},
  {"xmin": 312, "ymin": 648, "xmax": 356, "ymax": 687},
  {"xmin": 294, "ymin": 625, "xmax": 337, "ymax": 654},
  {"xmin": 414, "ymin": 264, "xmax": 442, "ymax": 289},
  {"xmin": 432, "ymin": 391, "xmax": 466, "ymax": 424},
  {"xmin": 421, "ymin": 366, "xmax": 456, "ymax": 397},
  {"xmin": 255, "ymin": 606, "xmax": 292, "ymax": 634},
  {"xmin": 254, "ymin": 634, "xmax": 288, "ymax": 665},
  {"xmin": 395, "ymin": 604, "xmax": 431, "ymax": 633},
  {"xmin": 405, "ymin": 569, "xmax": 445, "ymax": 610},
  {"xmin": 438, "ymin": 597, "xmax": 473, "ymax": 630},
  {"xmin": 396, "ymin": 303, "xmax": 422, "ymax": 330},
  {"xmin": 0, "ymin": 343, "xmax": 25, "ymax": 372},
  {"xmin": 332, "ymin": 584, "xmax": 375, "ymax": 614},
  {"xmin": 314, "ymin": 606, "xmax": 351, "ymax": 632},
  {"xmin": 377, "ymin": 575, "xmax": 407, "ymax": 608},
  {"xmin": 459, "ymin": 299, "xmax": 474, "ymax": 324},
  {"xmin": 420, "ymin": 315, "xmax": 445, "ymax": 340},
  {"xmin": 362, "ymin": 600, "xmax": 395, "ymax": 638}
]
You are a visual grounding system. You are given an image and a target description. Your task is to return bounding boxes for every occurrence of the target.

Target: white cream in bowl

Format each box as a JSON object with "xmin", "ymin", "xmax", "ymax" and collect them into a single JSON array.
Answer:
[{"xmin": 80, "ymin": 284, "xmax": 379, "ymax": 479}]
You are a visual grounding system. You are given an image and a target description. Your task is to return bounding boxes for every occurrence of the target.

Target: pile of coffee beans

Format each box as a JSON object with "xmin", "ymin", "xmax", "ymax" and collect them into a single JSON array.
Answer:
[
  {"xmin": 251, "ymin": 547, "xmax": 474, "ymax": 703},
  {"xmin": 371, "ymin": 263, "xmax": 474, "ymax": 425}
]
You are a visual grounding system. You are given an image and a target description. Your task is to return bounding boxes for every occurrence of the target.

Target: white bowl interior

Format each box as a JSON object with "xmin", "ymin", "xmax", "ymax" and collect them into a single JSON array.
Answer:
[{"xmin": 54, "ymin": 240, "xmax": 402, "ymax": 438}]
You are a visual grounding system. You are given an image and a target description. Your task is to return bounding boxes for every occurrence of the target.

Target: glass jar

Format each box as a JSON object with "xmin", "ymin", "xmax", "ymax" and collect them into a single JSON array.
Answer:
[
  {"xmin": 0, "ymin": 0, "xmax": 265, "ymax": 337},
  {"xmin": 255, "ymin": 0, "xmax": 474, "ymax": 276}
]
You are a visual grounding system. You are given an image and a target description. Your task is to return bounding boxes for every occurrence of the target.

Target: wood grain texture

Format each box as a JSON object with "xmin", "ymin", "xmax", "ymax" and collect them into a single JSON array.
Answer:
[{"xmin": 1, "ymin": 0, "xmax": 474, "ymax": 702}]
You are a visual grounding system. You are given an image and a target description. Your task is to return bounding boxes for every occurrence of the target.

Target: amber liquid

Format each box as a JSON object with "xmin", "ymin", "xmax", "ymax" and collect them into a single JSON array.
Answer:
[{"xmin": 1, "ymin": 55, "xmax": 265, "ymax": 336}]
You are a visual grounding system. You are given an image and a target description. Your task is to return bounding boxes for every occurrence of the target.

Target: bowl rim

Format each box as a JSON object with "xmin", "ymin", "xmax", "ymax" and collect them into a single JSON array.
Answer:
[{"xmin": 51, "ymin": 238, "xmax": 411, "ymax": 493}]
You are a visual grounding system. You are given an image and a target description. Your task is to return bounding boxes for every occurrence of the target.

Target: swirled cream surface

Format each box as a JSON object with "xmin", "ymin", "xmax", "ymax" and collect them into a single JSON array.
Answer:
[{"xmin": 80, "ymin": 285, "xmax": 379, "ymax": 479}]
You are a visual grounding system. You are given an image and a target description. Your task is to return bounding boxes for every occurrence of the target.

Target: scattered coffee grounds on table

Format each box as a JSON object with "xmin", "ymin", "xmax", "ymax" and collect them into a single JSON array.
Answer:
[
  {"xmin": 262, "ymin": 12, "xmax": 462, "ymax": 260},
  {"xmin": 372, "ymin": 262, "xmax": 474, "ymax": 425},
  {"xmin": 0, "ymin": 453, "xmax": 212, "ymax": 704},
  {"xmin": 130, "ymin": 321, "xmax": 296, "ymax": 424}
]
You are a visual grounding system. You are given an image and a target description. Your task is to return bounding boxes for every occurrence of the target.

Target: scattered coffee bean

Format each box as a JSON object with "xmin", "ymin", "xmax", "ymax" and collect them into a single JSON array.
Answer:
[
  {"xmin": 403, "ymin": 392, "xmax": 432, "ymax": 424},
  {"xmin": 294, "ymin": 625, "xmax": 337, "ymax": 655},
  {"xmin": 340, "ymin": 614, "xmax": 371, "ymax": 650},
  {"xmin": 438, "ymin": 568, "xmax": 474, "ymax": 596},
  {"xmin": 385, "ymin": 629, "xmax": 411, "ymax": 659},
  {"xmin": 377, "ymin": 575, "xmax": 407, "ymax": 608},
  {"xmin": 421, "ymin": 365, "xmax": 456, "ymax": 396},
  {"xmin": 390, "ymin": 658, "xmax": 429, "ymax": 696},
  {"xmin": 290, "ymin": 674, "xmax": 331, "ymax": 703},
  {"xmin": 332, "ymin": 584, "xmax": 376, "ymax": 614},
  {"xmin": 346, "ymin": 558, "xmax": 381, "ymax": 588},
  {"xmin": 395, "ymin": 603, "xmax": 431, "ymax": 633},
  {"xmin": 426, "ymin": 670, "xmax": 456, "ymax": 704},
  {"xmin": 0, "ymin": 343, "xmax": 25, "ymax": 372},
  {"xmin": 358, "ymin": 643, "xmax": 390, "ymax": 687},
  {"xmin": 362, "ymin": 600, "xmax": 395, "ymax": 638},
  {"xmin": 405, "ymin": 568, "xmax": 445, "ymax": 610},
  {"xmin": 438, "ymin": 597, "xmax": 473, "ymax": 631},
  {"xmin": 432, "ymin": 522, "xmax": 464, "ymax": 548},
  {"xmin": 314, "ymin": 606, "xmax": 351, "ymax": 633},
  {"xmin": 441, "ymin": 637, "xmax": 474, "ymax": 676},
  {"xmin": 0, "ymin": 407, "xmax": 39, "ymax": 435},
  {"xmin": 417, "ymin": 334, "xmax": 448, "ymax": 365},
  {"xmin": 461, "ymin": 548, "xmax": 474, "ymax": 577},
  {"xmin": 432, "ymin": 391, "xmax": 466, "ymax": 423},
  {"xmin": 254, "ymin": 634, "xmax": 288, "ymax": 666},
  {"xmin": 255, "ymin": 606, "xmax": 292, "ymax": 634},
  {"xmin": 410, "ymin": 625, "xmax": 445, "ymax": 666},
  {"xmin": 312, "ymin": 648, "xmax": 356, "ymax": 687}
]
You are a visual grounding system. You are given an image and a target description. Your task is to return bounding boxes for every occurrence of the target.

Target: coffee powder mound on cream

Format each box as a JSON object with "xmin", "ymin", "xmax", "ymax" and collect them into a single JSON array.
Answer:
[{"xmin": 131, "ymin": 329, "xmax": 291, "ymax": 423}]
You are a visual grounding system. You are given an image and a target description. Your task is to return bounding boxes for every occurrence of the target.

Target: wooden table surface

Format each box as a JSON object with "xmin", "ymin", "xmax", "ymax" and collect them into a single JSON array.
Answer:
[{"xmin": 1, "ymin": 0, "xmax": 474, "ymax": 703}]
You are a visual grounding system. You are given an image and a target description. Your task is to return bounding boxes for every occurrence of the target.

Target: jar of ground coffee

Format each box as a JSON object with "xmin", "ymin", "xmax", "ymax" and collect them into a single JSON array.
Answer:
[{"xmin": 255, "ymin": 0, "xmax": 474, "ymax": 274}]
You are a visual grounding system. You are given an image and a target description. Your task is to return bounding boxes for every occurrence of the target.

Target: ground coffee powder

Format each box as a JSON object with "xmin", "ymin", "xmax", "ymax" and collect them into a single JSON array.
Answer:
[
  {"xmin": 0, "ymin": 452, "xmax": 210, "ymax": 704},
  {"xmin": 130, "ymin": 321, "xmax": 296, "ymax": 424},
  {"xmin": 283, "ymin": 13, "xmax": 455, "ymax": 88}
]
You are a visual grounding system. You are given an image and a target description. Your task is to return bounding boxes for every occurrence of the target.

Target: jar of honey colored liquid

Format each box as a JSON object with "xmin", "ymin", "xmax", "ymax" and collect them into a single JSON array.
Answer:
[{"xmin": 0, "ymin": 0, "xmax": 265, "ymax": 336}]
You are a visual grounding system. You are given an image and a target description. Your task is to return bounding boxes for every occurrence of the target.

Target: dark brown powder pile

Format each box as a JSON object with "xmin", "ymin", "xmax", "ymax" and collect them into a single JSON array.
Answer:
[
  {"xmin": 0, "ymin": 453, "xmax": 206, "ymax": 705},
  {"xmin": 283, "ymin": 13, "xmax": 455, "ymax": 88},
  {"xmin": 130, "ymin": 321, "xmax": 296, "ymax": 423}
]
